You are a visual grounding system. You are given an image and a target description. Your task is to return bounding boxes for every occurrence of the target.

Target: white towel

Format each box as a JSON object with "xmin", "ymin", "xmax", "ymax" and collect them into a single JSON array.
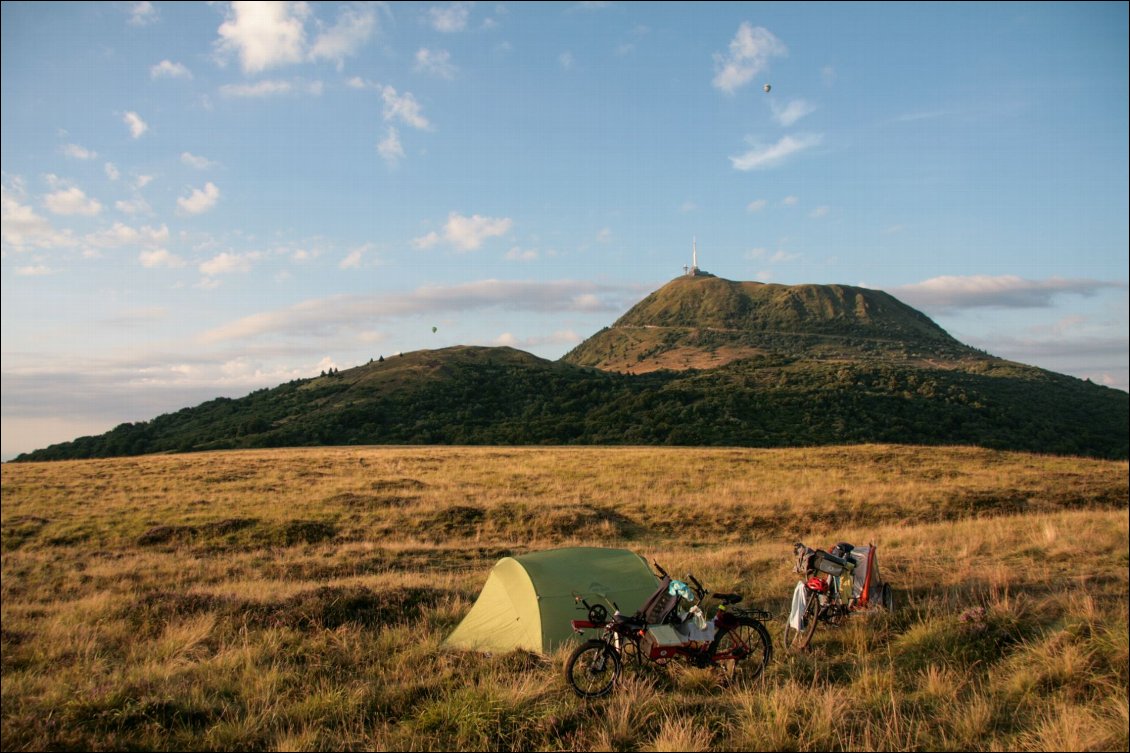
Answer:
[{"xmin": 788, "ymin": 580, "xmax": 808, "ymax": 631}]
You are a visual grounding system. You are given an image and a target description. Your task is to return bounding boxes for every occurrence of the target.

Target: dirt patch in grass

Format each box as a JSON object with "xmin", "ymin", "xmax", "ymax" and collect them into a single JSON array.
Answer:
[
  {"xmin": 122, "ymin": 585, "xmax": 447, "ymax": 634},
  {"xmin": 325, "ymin": 491, "xmax": 418, "ymax": 509},
  {"xmin": 371, "ymin": 478, "xmax": 428, "ymax": 492},
  {"xmin": 1, "ymin": 515, "xmax": 50, "ymax": 551},
  {"xmin": 136, "ymin": 518, "xmax": 336, "ymax": 549}
]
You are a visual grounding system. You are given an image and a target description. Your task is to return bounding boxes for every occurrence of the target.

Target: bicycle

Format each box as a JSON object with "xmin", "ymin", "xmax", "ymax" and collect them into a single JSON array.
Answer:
[
  {"xmin": 565, "ymin": 562, "xmax": 773, "ymax": 697},
  {"xmin": 782, "ymin": 541, "xmax": 893, "ymax": 652}
]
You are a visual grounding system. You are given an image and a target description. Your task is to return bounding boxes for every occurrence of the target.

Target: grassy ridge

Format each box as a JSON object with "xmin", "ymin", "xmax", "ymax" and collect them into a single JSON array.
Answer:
[
  {"xmin": 14, "ymin": 345, "xmax": 1129, "ymax": 461},
  {"xmin": 2, "ymin": 445, "xmax": 1127, "ymax": 751}
]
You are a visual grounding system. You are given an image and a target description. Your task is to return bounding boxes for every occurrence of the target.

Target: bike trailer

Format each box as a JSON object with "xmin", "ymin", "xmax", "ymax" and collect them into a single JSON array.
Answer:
[{"xmin": 847, "ymin": 544, "xmax": 890, "ymax": 609}]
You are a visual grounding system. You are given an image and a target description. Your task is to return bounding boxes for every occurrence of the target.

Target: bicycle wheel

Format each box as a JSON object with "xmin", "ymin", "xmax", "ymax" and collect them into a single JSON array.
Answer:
[
  {"xmin": 714, "ymin": 618, "xmax": 772, "ymax": 682},
  {"xmin": 565, "ymin": 639, "xmax": 622, "ymax": 698},
  {"xmin": 880, "ymin": 582, "xmax": 894, "ymax": 612},
  {"xmin": 783, "ymin": 593, "xmax": 821, "ymax": 652}
]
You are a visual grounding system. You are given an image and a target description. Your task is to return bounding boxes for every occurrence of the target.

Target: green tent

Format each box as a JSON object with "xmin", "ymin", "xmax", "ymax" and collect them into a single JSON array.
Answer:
[{"xmin": 444, "ymin": 547, "xmax": 660, "ymax": 653}]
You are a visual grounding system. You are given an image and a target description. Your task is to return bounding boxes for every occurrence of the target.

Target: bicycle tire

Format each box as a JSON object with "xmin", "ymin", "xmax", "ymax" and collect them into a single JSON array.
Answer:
[
  {"xmin": 565, "ymin": 639, "xmax": 622, "ymax": 698},
  {"xmin": 714, "ymin": 617, "xmax": 772, "ymax": 682},
  {"xmin": 783, "ymin": 592, "xmax": 821, "ymax": 652}
]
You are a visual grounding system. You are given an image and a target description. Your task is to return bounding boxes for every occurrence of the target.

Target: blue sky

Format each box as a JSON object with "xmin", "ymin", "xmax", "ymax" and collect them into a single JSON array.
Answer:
[{"xmin": 2, "ymin": 1, "xmax": 1127, "ymax": 459}]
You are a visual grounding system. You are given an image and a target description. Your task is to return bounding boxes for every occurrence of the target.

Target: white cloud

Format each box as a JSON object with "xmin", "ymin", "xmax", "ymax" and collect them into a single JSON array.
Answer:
[
  {"xmin": 308, "ymin": 2, "xmax": 378, "ymax": 69},
  {"xmin": 199, "ymin": 251, "xmax": 254, "ymax": 277},
  {"xmin": 83, "ymin": 222, "xmax": 160, "ymax": 248},
  {"xmin": 730, "ymin": 133, "xmax": 822, "ymax": 171},
  {"xmin": 559, "ymin": 51, "xmax": 575, "ymax": 70},
  {"xmin": 1, "ymin": 186, "xmax": 74, "ymax": 250},
  {"xmin": 215, "ymin": 1, "xmax": 309, "ymax": 73},
  {"xmin": 428, "ymin": 3, "xmax": 471, "ymax": 32},
  {"xmin": 414, "ymin": 212, "xmax": 513, "ymax": 251},
  {"xmin": 781, "ymin": 195, "xmax": 799, "ymax": 206},
  {"xmin": 123, "ymin": 111, "xmax": 149, "ymax": 138},
  {"xmin": 219, "ymin": 79, "xmax": 321, "ymax": 97},
  {"xmin": 821, "ymin": 65, "xmax": 837, "ymax": 87},
  {"xmin": 414, "ymin": 47, "xmax": 457, "ymax": 79},
  {"xmin": 771, "ymin": 98, "xmax": 817, "ymax": 126},
  {"xmin": 746, "ymin": 199, "xmax": 767, "ymax": 212},
  {"xmin": 679, "ymin": 200, "xmax": 698, "ymax": 213},
  {"xmin": 105, "ymin": 162, "xmax": 120, "ymax": 180},
  {"xmin": 893, "ymin": 275, "xmax": 1128, "ymax": 313},
  {"xmin": 198, "ymin": 279, "xmax": 632, "ymax": 344},
  {"xmin": 61, "ymin": 143, "xmax": 97, "ymax": 160},
  {"xmin": 505, "ymin": 246, "xmax": 538, "ymax": 261},
  {"xmin": 150, "ymin": 59, "xmax": 192, "ymax": 79},
  {"xmin": 177, "ymin": 182, "xmax": 220, "ymax": 215},
  {"xmin": 139, "ymin": 249, "xmax": 185, "ymax": 268},
  {"xmin": 377, "ymin": 127, "xmax": 405, "ymax": 166},
  {"xmin": 712, "ymin": 23, "xmax": 786, "ymax": 94},
  {"xmin": 84, "ymin": 222, "xmax": 168, "ymax": 249},
  {"xmin": 380, "ymin": 85, "xmax": 431, "ymax": 130},
  {"xmin": 115, "ymin": 197, "xmax": 152, "ymax": 215},
  {"xmin": 44, "ymin": 186, "xmax": 102, "ymax": 216},
  {"xmin": 339, "ymin": 248, "xmax": 363, "ymax": 269},
  {"xmin": 128, "ymin": 1, "xmax": 157, "ymax": 26},
  {"xmin": 136, "ymin": 175, "xmax": 155, "ymax": 189},
  {"xmin": 15, "ymin": 265, "xmax": 53, "ymax": 276},
  {"xmin": 181, "ymin": 152, "xmax": 217, "ymax": 169},
  {"xmin": 809, "ymin": 205, "xmax": 829, "ymax": 219},
  {"xmin": 596, "ymin": 227, "xmax": 612, "ymax": 243}
]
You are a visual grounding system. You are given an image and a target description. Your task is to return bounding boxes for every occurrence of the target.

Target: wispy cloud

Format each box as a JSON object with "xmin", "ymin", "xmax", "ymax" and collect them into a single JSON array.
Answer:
[
  {"xmin": 377, "ymin": 127, "xmax": 404, "ymax": 166},
  {"xmin": 428, "ymin": 3, "xmax": 471, "ymax": 33},
  {"xmin": 893, "ymin": 275, "xmax": 1128, "ymax": 313},
  {"xmin": 180, "ymin": 152, "xmax": 217, "ymax": 169},
  {"xmin": 219, "ymin": 79, "xmax": 322, "ymax": 97},
  {"xmin": 61, "ymin": 143, "xmax": 97, "ymax": 160},
  {"xmin": 123, "ymin": 111, "xmax": 149, "ymax": 138},
  {"xmin": 150, "ymin": 59, "xmax": 192, "ymax": 79},
  {"xmin": 127, "ymin": 1, "xmax": 157, "ymax": 26},
  {"xmin": 308, "ymin": 2, "xmax": 379, "ymax": 69},
  {"xmin": 198, "ymin": 279, "xmax": 633, "ymax": 344},
  {"xmin": 380, "ymin": 85, "xmax": 431, "ymax": 130},
  {"xmin": 139, "ymin": 249, "xmax": 185, "ymax": 268},
  {"xmin": 771, "ymin": 98, "xmax": 817, "ymax": 126},
  {"xmin": 730, "ymin": 134, "xmax": 822, "ymax": 171},
  {"xmin": 414, "ymin": 212, "xmax": 512, "ymax": 251},
  {"xmin": 713, "ymin": 22, "xmax": 786, "ymax": 94},
  {"xmin": 414, "ymin": 48, "xmax": 457, "ymax": 79}
]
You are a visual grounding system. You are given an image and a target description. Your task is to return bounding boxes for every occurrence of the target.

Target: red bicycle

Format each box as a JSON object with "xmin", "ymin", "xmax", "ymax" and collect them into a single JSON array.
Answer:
[{"xmin": 565, "ymin": 563, "xmax": 772, "ymax": 697}]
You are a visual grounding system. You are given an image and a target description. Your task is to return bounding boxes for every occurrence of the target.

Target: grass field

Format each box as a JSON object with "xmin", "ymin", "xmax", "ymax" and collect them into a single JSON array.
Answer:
[{"xmin": 2, "ymin": 445, "xmax": 1127, "ymax": 751}]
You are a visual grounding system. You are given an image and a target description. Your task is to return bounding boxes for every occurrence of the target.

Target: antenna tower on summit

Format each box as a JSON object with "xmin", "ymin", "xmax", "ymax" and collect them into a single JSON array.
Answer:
[{"xmin": 686, "ymin": 237, "xmax": 700, "ymax": 277}]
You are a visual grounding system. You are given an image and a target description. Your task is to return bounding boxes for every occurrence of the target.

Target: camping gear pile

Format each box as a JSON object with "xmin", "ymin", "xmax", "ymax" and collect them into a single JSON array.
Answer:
[
  {"xmin": 444, "ymin": 543, "xmax": 892, "ymax": 695},
  {"xmin": 784, "ymin": 541, "xmax": 894, "ymax": 651}
]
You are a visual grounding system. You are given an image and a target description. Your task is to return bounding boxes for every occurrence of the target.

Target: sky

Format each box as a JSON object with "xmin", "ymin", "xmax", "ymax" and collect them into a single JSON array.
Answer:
[{"xmin": 2, "ymin": 1, "xmax": 1127, "ymax": 460}]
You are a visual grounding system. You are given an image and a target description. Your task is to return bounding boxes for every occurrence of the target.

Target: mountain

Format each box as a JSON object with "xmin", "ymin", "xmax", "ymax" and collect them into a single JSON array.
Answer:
[
  {"xmin": 563, "ymin": 275, "xmax": 978, "ymax": 373},
  {"xmin": 14, "ymin": 276, "xmax": 1129, "ymax": 461}
]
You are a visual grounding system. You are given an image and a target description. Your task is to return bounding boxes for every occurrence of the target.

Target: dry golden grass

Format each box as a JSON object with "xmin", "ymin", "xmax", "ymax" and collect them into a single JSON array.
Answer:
[{"xmin": 2, "ymin": 444, "xmax": 1127, "ymax": 751}]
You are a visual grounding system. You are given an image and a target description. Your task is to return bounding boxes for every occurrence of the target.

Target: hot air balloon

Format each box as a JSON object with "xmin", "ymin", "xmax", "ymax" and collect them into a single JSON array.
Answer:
[{"xmin": 763, "ymin": 83, "xmax": 771, "ymax": 93}]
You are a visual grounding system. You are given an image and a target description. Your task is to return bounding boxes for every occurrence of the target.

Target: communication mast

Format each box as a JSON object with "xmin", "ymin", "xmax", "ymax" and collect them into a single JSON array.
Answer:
[{"xmin": 687, "ymin": 237, "xmax": 700, "ymax": 276}]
